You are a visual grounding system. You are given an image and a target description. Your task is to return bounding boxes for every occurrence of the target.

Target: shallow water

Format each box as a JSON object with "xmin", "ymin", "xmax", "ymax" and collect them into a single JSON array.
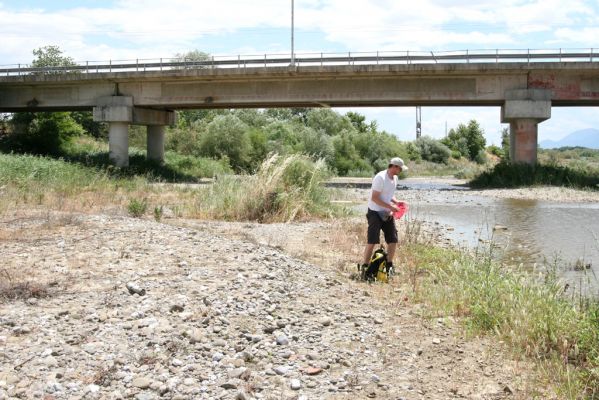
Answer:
[{"xmin": 369, "ymin": 180, "xmax": 599, "ymax": 295}]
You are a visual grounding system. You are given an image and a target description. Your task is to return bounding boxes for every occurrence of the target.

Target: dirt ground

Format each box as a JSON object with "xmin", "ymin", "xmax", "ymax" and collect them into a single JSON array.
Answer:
[{"xmin": 0, "ymin": 202, "xmax": 551, "ymax": 399}]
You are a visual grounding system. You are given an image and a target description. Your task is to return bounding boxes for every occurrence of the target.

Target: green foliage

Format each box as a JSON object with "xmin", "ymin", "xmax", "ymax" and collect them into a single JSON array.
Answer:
[
  {"xmin": 470, "ymin": 161, "xmax": 599, "ymax": 190},
  {"xmin": 200, "ymin": 115, "xmax": 251, "ymax": 172},
  {"xmin": 500, "ymin": 127, "xmax": 510, "ymax": 161},
  {"xmin": 306, "ymin": 108, "xmax": 355, "ymax": 136},
  {"xmin": 442, "ymin": 119, "xmax": 487, "ymax": 162},
  {"xmin": 71, "ymin": 112, "xmax": 107, "ymax": 139},
  {"xmin": 153, "ymin": 206, "xmax": 164, "ymax": 222},
  {"xmin": 411, "ymin": 136, "xmax": 451, "ymax": 164},
  {"xmin": 331, "ymin": 134, "xmax": 370, "ymax": 176},
  {"xmin": 172, "ymin": 49, "xmax": 211, "ymax": 68},
  {"xmin": 0, "ymin": 152, "xmax": 107, "ymax": 189},
  {"xmin": 486, "ymin": 144, "xmax": 503, "ymax": 157},
  {"xmin": 409, "ymin": 244, "xmax": 599, "ymax": 398},
  {"xmin": 194, "ymin": 154, "xmax": 338, "ymax": 222},
  {"xmin": 2, "ymin": 112, "xmax": 84, "ymax": 155},
  {"xmin": 31, "ymin": 45, "xmax": 77, "ymax": 73},
  {"xmin": 127, "ymin": 198, "xmax": 148, "ymax": 218}
]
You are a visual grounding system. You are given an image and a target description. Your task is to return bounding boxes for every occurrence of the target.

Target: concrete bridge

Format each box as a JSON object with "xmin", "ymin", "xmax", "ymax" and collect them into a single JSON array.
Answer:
[{"xmin": 1, "ymin": 50, "xmax": 598, "ymax": 167}]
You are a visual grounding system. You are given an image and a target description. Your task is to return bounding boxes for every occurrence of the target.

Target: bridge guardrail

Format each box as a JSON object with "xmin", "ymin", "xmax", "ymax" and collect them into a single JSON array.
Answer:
[{"xmin": 0, "ymin": 48, "xmax": 596, "ymax": 76}]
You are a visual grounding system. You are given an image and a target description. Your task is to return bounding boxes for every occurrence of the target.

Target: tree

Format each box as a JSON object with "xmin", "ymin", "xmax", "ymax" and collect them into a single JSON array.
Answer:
[
  {"xmin": 199, "ymin": 115, "xmax": 251, "ymax": 171},
  {"xmin": 306, "ymin": 108, "xmax": 355, "ymax": 136},
  {"xmin": 413, "ymin": 136, "xmax": 451, "ymax": 164},
  {"xmin": 441, "ymin": 119, "xmax": 486, "ymax": 162},
  {"xmin": 346, "ymin": 111, "xmax": 369, "ymax": 133},
  {"xmin": 172, "ymin": 50, "xmax": 211, "ymax": 69},
  {"xmin": 31, "ymin": 45, "xmax": 77, "ymax": 73},
  {"xmin": 500, "ymin": 127, "xmax": 510, "ymax": 161}
]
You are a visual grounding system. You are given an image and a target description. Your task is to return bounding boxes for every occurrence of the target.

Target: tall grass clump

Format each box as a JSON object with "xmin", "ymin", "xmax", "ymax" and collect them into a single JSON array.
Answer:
[
  {"xmin": 408, "ymin": 247, "xmax": 599, "ymax": 398},
  {"xmin": 0, "ymin": 152, "xmax": 110, "ymax": 193},
  {"xmin": 194, "ymin": 154, "xmax": 339, "ymax": 222},
  {"xmin": 470, "ymin": 161, "xmax": 599, "ymax": 190}
]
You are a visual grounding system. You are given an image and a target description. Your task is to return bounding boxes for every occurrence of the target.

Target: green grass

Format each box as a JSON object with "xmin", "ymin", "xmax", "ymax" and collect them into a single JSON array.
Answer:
[
  {"xmin": 0, "ymin": 151, "xmax": 345, "ymax": 222},
  {"xmin": 470, "ymin": 162, "xmax": 599, "ymax": 190},
  {"xmin": 399, "ymin": 243, "xmax": 599, "ymax": 399},
  {"xmin": 192, "ymin": 154, "xmax": 347, "ymax": 222},
  {"xmin": 59, "ymin": 136, "xmax": 231, "ymax": 182}
]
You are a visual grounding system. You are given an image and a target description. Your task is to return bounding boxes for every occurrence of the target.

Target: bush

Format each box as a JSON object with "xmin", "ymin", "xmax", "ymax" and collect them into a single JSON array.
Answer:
[
  {"xmin": 412, "ymin": 136, "xmax": 451, "ymax": 164},
  {"xmin": 193, "ymin": 154, "xmax": 337, "ymax": 222},
  {"xmin": 470, "ymin": 162, "xmax": 599, "ymax": 189},
  {"xmin": 127, "ymin": 198, "xmax": 148, "ymax": 218},
  {"xmin": 200, "ymin": 115, "xmax": 251, "ymax": 171},
  {"xmin": 3, "ymin": 112, "xmax": 84, "ymax": 155}
]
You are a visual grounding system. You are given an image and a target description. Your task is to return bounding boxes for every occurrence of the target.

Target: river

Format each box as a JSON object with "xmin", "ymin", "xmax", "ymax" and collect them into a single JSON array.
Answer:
[
  {"xmin": 347, "ymin": 177, "xmax": 599, "ymax": 296},
  {"xmin": 395, "ymin": 179, "xmax": 599, "ymax": 296}
]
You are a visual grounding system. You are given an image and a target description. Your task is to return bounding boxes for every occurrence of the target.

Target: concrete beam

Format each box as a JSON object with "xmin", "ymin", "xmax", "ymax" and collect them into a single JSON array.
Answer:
[
  {"xmin": 93, "ymin": 96, "xmax": 175, "ymax": 126},
  {"xmin": 133, "ymin": 107, "xmax": 176, "ymax": 126},
  {"xmin": 501, "ymin": 89, "xmax": 551, "ymax": 123}
]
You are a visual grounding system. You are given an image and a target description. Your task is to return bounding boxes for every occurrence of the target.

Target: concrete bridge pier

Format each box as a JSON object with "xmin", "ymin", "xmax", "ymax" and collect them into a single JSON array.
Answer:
[
  {"xmin": 108, "ymin": 122, "xmax": 130, "ymax": 167},
  {"xmin": 501, "ymin": 89, "xmax": 552, "ymax": 164},
  {"xmin": 147, "ymin": 125, "xmax": 165, "ymax": 164},
  {"xmin": 93, "ymin": 96, "xmax": 175, "ymax": 167}
]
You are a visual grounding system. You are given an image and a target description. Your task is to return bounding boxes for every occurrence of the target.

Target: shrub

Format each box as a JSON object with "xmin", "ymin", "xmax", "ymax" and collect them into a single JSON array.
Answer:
[
  {"xmin": 193, "ymin": 154, "xmax": 337, "ymax": 222},
  {"xmin": 200, "ymin": 115, "xmax": 251, "ymax": 171},
  {"xmin": 3, "ymin": 112, "xmax": 84, "ymax": 155},
  {"xmin": 470, "ymin": 162, "xmax": 599, "ymax": 189},
  {"xmin": 413, "ymin": 136, "xmax": 451, "ymax": 164},
  {"xmin": 127, "ymin": 198, "xmax": 148, "ymax": 218}
]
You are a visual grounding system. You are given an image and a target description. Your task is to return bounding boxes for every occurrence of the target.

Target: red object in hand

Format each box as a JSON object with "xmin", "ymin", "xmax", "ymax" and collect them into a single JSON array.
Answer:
[{"xmin": 393, "ymin": 202, "xmax": 409, "ymax": 219}]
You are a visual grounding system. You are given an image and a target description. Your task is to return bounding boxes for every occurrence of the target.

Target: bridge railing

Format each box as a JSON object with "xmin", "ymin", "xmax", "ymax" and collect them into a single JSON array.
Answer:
[{"xmin": 0, "ymin": 48, "xmax": 596, "ymax": 76}]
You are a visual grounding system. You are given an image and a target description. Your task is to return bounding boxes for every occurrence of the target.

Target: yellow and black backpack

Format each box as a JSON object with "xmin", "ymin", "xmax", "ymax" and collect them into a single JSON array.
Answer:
[{"xmin": 361, "ymin": 247, "xmax": 390, "ymax": 283}]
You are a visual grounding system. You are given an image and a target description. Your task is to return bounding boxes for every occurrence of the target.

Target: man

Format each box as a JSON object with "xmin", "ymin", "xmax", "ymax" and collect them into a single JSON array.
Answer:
[{"xmin": 361, "ymin": 157, "xmax": 408, "ymax": 275}]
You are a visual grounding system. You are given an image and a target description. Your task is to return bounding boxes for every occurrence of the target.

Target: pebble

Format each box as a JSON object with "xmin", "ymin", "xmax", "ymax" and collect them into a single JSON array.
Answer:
[{"xmin": 0, "ymin": 212, "xmax": 525, "ymax": 400}]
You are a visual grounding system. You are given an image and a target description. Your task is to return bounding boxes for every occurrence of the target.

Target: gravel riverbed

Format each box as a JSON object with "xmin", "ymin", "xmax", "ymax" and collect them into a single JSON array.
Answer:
[{"xmin": 0, "ymin": 209, "xmax": 541, "ymax": 400}]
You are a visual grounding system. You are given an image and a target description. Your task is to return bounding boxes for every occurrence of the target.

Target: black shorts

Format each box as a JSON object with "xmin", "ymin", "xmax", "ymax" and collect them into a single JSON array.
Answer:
[{"xmin": 366, "ymin": 208, "xmax": 398, "ymax": 244}]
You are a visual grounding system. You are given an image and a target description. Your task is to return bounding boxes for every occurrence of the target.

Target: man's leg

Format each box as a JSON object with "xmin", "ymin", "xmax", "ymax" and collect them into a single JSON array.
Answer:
[
  {"xmin": 387, "ymin": 242, "xmax": 397, "ymax": 263},
  {"xmin": 363, "ymin": 243, "xmax": 375, "ymax": 265}
]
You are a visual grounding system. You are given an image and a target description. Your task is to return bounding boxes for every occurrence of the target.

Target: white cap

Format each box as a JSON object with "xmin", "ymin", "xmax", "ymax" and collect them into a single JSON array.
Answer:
[{"xmin": 389, "ymin": 157, "xmax": 408, "ymax": 171}]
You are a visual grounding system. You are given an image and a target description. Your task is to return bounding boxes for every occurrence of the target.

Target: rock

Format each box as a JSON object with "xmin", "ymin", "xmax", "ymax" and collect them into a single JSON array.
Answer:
[
  {"xmin": 132, "ymin": 377, "xmax": 152, "ymax": 389},
  {"xmin": 305, "ymin": 367, "xmax": 323, "ymax": 375},
  {"xmin": 220, "ymin": 382, "xmax": 237, "ymax": 390},
  {"xmin": 126, "ymin": 282, "xmax": 146, "ymax": 296},
  {"xmin": 320, "ymin": 317, "xmax": 332, "ymax": 326},
  {"xmin": 273, "ymin": 366, "xmax": 288, "ymax": 376},
  {"xmin": 290, "ymin": 379, "xmax": 301, "ymax": 390},
  {"xmin": 276, "ymin": 335, "xmax": 289, "ymax": 345}
]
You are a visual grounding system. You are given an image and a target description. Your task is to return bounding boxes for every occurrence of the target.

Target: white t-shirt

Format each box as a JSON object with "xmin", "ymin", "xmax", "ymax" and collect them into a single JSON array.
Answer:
[{"xmin": 367, "ymin": 170, "xmax": 398, "ymax": 212}]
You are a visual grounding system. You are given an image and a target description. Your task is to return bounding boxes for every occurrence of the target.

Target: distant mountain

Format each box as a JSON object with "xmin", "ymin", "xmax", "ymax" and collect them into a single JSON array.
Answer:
[{"xmin": 539, "ymin": 128, "xmax": 599, "ymax": 149}]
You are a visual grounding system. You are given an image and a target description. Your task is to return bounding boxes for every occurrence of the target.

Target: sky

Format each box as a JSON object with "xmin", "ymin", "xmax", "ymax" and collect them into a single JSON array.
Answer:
[{"xmin": 1, "ymin": 0, "xmax": 598, "ymax": 145}]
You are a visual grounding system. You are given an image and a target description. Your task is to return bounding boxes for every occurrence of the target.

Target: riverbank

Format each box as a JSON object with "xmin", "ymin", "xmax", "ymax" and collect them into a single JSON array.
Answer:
[
  {"xmin": 0, "ymin": 208, "xmax": 543, "ymax": 400},
  {"xmin": 331, "ymin": 176, "xmax": 599, "ymax": 204}
]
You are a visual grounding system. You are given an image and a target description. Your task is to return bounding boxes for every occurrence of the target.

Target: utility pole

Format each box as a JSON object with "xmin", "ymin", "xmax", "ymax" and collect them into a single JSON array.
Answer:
[
  {"xmin": 416, "ymin": 106, "xmax": 422, "ymax": 139},
  {"xmin": 291, "ymin": 0, "xmax": 295, "ymax": 67}
]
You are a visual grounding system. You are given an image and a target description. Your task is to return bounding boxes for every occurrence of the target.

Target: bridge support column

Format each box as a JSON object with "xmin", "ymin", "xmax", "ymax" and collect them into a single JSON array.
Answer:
[
  {"xmin": 93, "ymin": 96, "xmax": 175, "ymax": 167},
  {"xmin": 507, "ymin": 119, "xmax": 539, "ymax": 164},
  {"xmin": 501, "ymin": 89, "xmax": 551, "ymax": 165},
  {"xmin": 147, "ymin": 125, "xmax": 165, "ymax": 164},
  {"xmin": 108, "ymin": 122, "xmax": 129, "ymax": 167}
]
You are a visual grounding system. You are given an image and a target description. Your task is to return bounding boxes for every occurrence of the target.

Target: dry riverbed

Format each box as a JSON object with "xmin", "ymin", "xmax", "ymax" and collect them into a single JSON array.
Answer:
[{"xmin": 0, "ymin": 203, "xmax": 549, "ymax": 400}]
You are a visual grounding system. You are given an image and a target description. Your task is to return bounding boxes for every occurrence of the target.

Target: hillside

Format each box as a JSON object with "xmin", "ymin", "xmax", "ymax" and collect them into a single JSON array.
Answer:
[{"xmin": 540, "ymin": 128, "xmax": 599, "ymax": 149}]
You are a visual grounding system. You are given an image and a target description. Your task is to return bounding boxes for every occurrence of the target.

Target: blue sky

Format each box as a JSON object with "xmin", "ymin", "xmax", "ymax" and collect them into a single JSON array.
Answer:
[{"xmin": 1, "ymin": 0, "xmax": 598, "ymax": 144}]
